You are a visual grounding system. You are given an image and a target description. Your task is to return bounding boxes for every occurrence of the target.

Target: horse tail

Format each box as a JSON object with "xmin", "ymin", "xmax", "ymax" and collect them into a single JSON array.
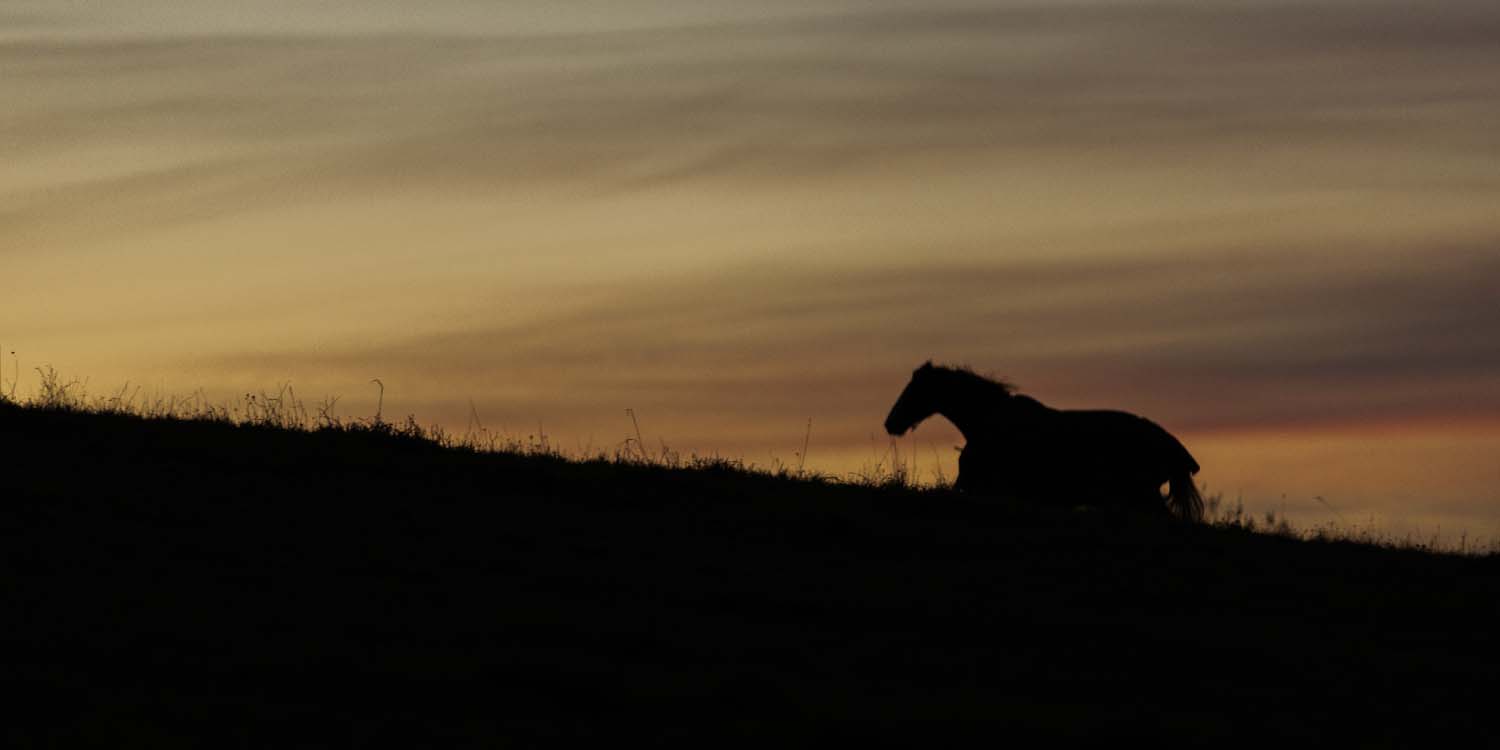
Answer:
[{"xmin": 1166, "ymin": 471, "xmax": 1204, "ymax": 523}]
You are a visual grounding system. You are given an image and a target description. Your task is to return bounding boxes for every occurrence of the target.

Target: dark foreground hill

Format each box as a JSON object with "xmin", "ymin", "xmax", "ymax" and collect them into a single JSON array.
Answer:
[{"xmin": 4, "ymin": 401, "xmax": 1497, "ymax": 746}]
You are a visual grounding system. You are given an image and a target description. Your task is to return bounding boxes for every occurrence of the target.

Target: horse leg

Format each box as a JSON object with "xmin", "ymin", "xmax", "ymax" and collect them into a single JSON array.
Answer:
[
  {"xmin": 955, "ymin": 445, "xmax": 1005, "ymax": 498},
  {"xmin": 1131, "ymin": 482, "xmax": 1171, "ymax": 517}
]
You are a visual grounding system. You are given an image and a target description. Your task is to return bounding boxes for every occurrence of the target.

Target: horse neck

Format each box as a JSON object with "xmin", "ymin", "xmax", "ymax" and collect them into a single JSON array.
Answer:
[{"xmin": 935, "ymin": 379, "xmax": 1013, "ymax": 442}]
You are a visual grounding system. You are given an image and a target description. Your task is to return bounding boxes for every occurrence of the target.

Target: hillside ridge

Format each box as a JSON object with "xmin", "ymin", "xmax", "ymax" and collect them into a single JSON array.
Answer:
[{"xmin": 5, "ymin": 401, "xmax": 1497, "ymax": 744}]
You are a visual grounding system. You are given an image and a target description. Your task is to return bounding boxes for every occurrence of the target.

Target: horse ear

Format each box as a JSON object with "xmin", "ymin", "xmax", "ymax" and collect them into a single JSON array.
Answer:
[{"xmin": 920, "ymin": 360, "xmax": 933, "ymax": 371}]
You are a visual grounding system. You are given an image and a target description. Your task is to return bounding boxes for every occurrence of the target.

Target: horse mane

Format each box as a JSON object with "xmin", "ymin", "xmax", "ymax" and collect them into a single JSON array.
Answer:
[{"xmin": 929, "ymin": 364, "xmax": 1017, "ymax": 398}]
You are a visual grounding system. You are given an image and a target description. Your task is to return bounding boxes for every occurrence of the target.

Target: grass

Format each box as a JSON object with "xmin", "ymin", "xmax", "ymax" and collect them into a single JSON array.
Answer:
[
  {"xmin": 14, "ymin": 364, "xmax": 1482, "ymax": 553},
  {"xmin": 4, "ymin": 368, "xmax": 1499, "ymax": 744},
  {"xmin": 9, "ymin": 364, "xmax": 926, "ymax": 485}
]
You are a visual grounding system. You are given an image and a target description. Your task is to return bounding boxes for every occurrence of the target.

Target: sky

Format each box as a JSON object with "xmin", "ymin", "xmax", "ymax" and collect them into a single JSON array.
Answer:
[{"xmin": 5, "ymin": 1, "xmax": 1499, "ymax": 540}]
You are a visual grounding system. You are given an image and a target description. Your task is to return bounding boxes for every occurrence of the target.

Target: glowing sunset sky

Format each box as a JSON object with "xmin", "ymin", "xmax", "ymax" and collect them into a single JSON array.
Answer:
[{"xmin": 5, "ymin": 1, "xmax": 1499, "ymax": 538}]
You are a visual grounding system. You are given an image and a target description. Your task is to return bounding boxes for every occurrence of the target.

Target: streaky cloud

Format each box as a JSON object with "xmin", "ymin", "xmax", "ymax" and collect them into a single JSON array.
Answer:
[{"xmin": 203, "ymin": 242, "xmax": 1500, "ymax": 435}]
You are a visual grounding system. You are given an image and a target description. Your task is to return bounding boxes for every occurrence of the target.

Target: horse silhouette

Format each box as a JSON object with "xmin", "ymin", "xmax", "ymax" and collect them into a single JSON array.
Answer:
[{"xmin": 884, "ymin": 362, "xmax": 1204, "ymax": 521}]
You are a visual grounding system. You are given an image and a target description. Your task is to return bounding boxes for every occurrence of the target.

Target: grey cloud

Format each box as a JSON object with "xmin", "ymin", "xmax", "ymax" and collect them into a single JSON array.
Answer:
[
  {"xmin": 11, "ymin": 1, "xmax": 1499, "ymax": 445},
  {"xmin": 0, "ymin": 157, "xmax": 283, "ymax": 249},
  {"xmin": 8, "ymin": 1, "xmax": 1499, "ymax": 208}
]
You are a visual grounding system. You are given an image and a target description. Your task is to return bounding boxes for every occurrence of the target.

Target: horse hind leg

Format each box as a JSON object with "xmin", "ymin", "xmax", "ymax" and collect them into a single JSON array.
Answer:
[
  {"xmin": 1166, "ymin": 472, "xmax": 1204, "ymax": 522},
  {"xmin": 1143, "ymin": 485, "xmax": 1173, "ymax": 517},
  {"xmin": 1117, "ymin": 482, "xmax": 1170, "ymax": 517}
]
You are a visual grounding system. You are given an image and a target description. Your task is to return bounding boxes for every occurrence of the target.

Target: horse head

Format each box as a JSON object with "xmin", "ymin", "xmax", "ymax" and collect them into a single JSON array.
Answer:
[{"xmin": 884, "ymin": 361, "xmax": 939, "ymax": 436}]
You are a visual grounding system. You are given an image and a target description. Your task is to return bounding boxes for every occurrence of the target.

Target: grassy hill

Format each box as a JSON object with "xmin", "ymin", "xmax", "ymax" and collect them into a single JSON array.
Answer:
[{"xmin": 4, "ymin": 398, "xmax": 1497, "ymax": 745}]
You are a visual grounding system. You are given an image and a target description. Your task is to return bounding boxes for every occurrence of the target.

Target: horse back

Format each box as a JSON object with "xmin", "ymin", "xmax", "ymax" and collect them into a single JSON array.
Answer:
[{"xmin": 1055, "ymin": 409, "xmax": 1199, "ymax": 475}]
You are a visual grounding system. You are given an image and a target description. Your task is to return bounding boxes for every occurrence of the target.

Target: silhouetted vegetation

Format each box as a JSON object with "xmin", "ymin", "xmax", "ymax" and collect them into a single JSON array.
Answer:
[{"xmin": 4, "ymin": 381, "xmax": 1497, "ymax": 745}]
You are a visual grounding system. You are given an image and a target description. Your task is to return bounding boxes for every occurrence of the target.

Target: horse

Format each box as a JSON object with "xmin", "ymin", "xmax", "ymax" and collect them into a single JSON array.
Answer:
[{"xmin": 883, "ymin": 361, "xmax": 1204, "ymax": 521}]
